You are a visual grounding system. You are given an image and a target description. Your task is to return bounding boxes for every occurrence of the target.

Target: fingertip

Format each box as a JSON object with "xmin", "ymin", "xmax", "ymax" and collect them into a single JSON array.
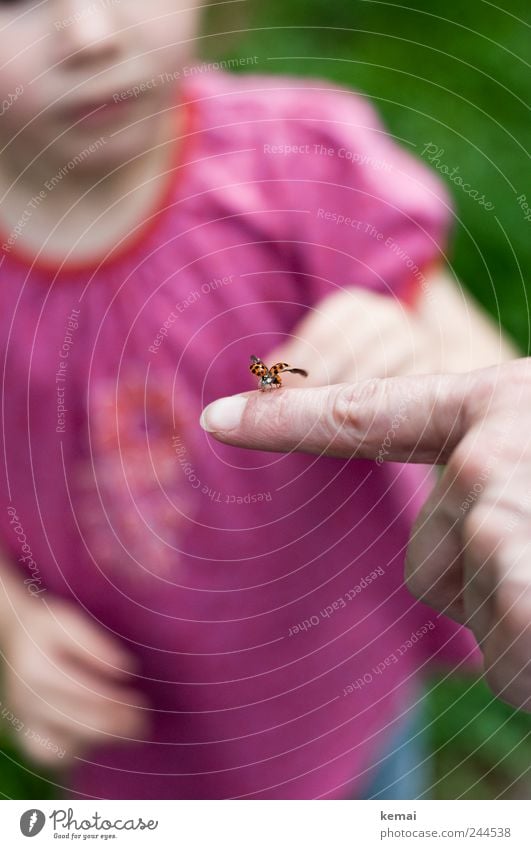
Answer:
[{"xmin": 200, "ymin": 394, "xmax": 249, "ymax": 433}]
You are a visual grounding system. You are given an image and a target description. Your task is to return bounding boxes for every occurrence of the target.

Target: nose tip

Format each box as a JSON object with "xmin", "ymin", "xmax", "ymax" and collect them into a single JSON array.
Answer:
[{"xmin": 53, "ymin": 1, "xmax": 121, "ymax": 68}]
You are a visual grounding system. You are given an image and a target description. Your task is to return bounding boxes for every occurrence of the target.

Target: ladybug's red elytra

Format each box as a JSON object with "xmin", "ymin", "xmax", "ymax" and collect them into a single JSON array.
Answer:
[{"xmin": 249, "ymin": 355, "xmax": 308, "ymax": 391}]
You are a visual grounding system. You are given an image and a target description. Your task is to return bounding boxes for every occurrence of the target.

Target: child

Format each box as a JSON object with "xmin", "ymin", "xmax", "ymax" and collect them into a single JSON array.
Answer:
[{"xmin": 0, "ymin": 0, "xmax": 514, "ymax": 799}]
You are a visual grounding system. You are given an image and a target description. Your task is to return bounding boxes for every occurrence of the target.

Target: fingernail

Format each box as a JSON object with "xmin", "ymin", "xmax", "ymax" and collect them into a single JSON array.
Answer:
[{"xmin": 200, "ymin": 395, "xmax": 248, "ymax": 433}]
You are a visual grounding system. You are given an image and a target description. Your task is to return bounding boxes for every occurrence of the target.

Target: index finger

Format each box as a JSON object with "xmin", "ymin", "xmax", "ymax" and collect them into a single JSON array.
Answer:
[{"xmin": 200, "ymin": 371, "xmax": 480, "ymax": 463}]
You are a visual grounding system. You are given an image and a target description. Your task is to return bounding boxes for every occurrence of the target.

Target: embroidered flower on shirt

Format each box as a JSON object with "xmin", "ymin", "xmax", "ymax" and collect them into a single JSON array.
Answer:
[{"xmin": 75, "ymin": 371, "xmax": 198, "ymax": 576}]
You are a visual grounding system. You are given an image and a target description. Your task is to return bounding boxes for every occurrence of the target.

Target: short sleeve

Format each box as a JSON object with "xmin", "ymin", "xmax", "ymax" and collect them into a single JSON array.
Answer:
[{"xmin": 257, "ymin": 77, "xmax": 453, "ymax": 306}]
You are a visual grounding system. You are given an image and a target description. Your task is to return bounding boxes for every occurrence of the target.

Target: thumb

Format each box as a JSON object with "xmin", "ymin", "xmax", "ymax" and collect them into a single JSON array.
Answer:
[{"xmin": 199, "ymin": 371, "xmax": 483, "ymax": 463}]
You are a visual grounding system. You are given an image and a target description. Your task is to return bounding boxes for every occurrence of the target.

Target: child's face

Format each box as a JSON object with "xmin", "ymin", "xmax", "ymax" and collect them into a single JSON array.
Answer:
[{"xmin": 0, "ymin": 0, "xmax": 201, "ymax": 168}]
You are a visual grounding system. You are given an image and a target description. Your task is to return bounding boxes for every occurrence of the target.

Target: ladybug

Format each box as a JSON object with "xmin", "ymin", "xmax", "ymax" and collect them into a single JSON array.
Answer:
[{"xmin": 249, "ymin": 354, "xmax": 308, "ymax": 391}]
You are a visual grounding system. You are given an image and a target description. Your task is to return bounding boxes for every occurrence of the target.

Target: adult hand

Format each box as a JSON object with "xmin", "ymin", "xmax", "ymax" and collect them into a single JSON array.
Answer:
[{"xmin": 200, "ymin": 359, "xmax": 531, "ymax": 711}]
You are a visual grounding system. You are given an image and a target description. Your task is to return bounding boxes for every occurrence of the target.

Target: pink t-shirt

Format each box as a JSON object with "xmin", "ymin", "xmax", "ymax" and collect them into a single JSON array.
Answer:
[{"xmin": 0, "ymin": 72, "xmax": 479, "ymax": 799}]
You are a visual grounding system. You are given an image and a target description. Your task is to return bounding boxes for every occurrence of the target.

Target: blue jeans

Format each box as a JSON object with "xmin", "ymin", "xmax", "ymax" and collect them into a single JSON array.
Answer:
[{"xmin": 357, "ymin": 693, "xmax": 431, "ymax": 800}]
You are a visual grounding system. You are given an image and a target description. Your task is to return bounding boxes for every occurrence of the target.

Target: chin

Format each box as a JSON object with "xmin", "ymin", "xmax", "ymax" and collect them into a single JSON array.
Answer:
[{"xmin": 56, "ymin": 122, "xmax": 158, "ymax": 173}]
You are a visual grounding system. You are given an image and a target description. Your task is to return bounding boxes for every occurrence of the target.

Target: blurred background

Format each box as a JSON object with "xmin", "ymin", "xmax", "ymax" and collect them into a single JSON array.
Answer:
[{"xmin": 1, "ymin": 0, "xmax": 530, "ymax": 799}]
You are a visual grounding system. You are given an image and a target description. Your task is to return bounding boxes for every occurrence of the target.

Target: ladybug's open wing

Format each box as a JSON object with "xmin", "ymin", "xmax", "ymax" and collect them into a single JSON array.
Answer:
[
  {"xmin": 269, "ymin": 362, "xmax": 309, "ymax": 378},
  {"xmin": 249, "ymin": 355, "xmax": 268, "ymax": 377}
]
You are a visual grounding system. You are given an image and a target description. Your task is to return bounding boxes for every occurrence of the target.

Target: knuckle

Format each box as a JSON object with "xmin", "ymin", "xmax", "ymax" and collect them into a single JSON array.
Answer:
[
  {"xmin": 494, "ymin": 358, "xmax": 531, "ymax": 393},
  {"xmin": 331, "ymin": 379, "xmax": 383, "ymax": 438}
]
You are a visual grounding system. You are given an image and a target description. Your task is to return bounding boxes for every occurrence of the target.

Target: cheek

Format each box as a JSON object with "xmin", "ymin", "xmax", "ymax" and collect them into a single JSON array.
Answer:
[
  {"xmin": 0, "ymin": 46, "xmax": 29, "ymax": 96},
  {"xmin": 0, "ymin": 22, "xmax": 49, "ymax": 124},
  {"xmin": 0, "ymin": 74, "xmax": 48, "ymax": 139},
  {"xmin": 136, "ymin": 4, "xmax": 202, "ymax": 65}
]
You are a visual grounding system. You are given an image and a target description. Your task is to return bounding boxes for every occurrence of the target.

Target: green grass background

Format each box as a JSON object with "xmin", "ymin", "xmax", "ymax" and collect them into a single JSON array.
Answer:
[
  {"xmin": 1, "ymin": 0, "xmax": 530, "ymax": 799},
  {"xmin": 206, "ymin": 0, "xmax": 531, "ymax": 351}
]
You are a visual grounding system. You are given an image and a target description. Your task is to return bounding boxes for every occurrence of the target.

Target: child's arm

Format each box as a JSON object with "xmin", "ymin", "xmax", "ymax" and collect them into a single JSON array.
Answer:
[
  {"xmin": 415, "ymin": 268, "xmax": 519, "ymax": 372},
  {"xmin": 266, "ymin": 268, "xmax": 518, "ymax": 387},
  {"xmin": 0, "ymin": 553, "xmax": 148, "ymax": 766}
]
